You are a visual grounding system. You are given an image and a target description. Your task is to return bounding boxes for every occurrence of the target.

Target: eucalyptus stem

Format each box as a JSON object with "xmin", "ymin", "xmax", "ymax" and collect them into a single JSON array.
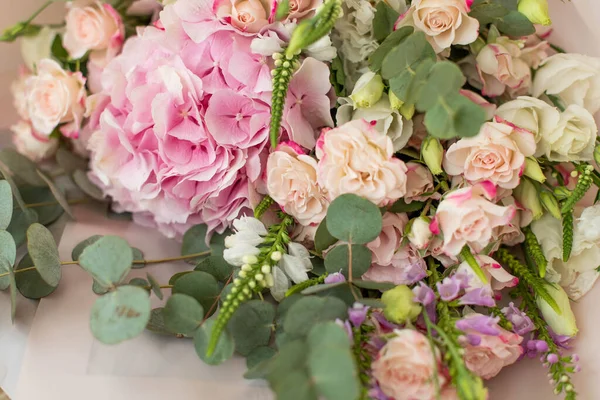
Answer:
[{"xmin": 14, "ymin": 198, "xmax": 90, "ymax": 210}]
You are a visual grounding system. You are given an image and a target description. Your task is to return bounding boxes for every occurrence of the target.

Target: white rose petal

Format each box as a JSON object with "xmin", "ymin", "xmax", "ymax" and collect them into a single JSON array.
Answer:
[{"xmin": 542, "ymin": 105, "xmax": 597, "ymax": 162}]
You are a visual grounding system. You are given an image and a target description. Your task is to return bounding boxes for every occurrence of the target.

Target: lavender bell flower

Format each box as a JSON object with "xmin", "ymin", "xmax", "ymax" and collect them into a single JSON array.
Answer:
[
  {"xmin": 325, "ymin": 272, "xmax": 346, "ymax": 284},
  {"xmin": 348, "ymin": 303, "xmax": 370, "ymax": 327},
  {"xmin": 502, "ymin": 302, "xmax": 535, "ymax": 335},
  {"xmin": 526, "ymin": 339, "xmax": 549, "ymax": 357},
  {"xmin": 368, "ymin": 383, "xmax": 390, "ymax": 400},
  {"xmin": 437, "ymin": 277, "xmax": 461, "ymax": 301},
  {"xmin": 459, "ymin": 287, "xmax": 496, "ymax": 307},
  {"xmin": 456, "ymin": 314, "xmax": 502, "ymax": 336},
  {"xmin": 398, "ymin": 259, "xmax": 428, "ymax": 284},
  {"xmin": 413, "ymin": 282, "xmax": 435, "ymax": 306}
]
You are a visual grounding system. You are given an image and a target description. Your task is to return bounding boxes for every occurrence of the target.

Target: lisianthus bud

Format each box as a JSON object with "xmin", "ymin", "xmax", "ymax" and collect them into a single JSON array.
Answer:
[
  {"xmin": 518, "ymin": 0, "xmax": 551, "ymax": 26},
  {"xmin": 594, "ymin": 143, "xmax": 600, "ymax": 166},
  {"xmin": 523, "ymin": 157, "xmax": 546, "ymax": 183},
  {"xmin": 514, "ymin": 179, "xmax": 543, "ymax": 220},
  {"xmin": 422, "ymin": 136, "xmax": 444, "ymax": 175},
  {"xmin": 381, "ymin": 285, "xmax": 422, "ymax": 323},
  {"xmin": 540, "ymin": 191, "xmax": 561, "ymax": 219},
  {"xmin": 536, "ymin": 284, "xmax": 578, "ymax": 337},
  {"xmin": 407, "ymin": 217, "xmax": 433, "ymax": 250},
  {"xmin": 553, "ymin": 186, "xmax": 572, "ymax": 201},
  {"xmin": 389, "ymin": 90, "xmax": 403, "ymax": 111},
  {"xmin": 350, "ymin": 71, "xmax": 384, "ymax": 108}
]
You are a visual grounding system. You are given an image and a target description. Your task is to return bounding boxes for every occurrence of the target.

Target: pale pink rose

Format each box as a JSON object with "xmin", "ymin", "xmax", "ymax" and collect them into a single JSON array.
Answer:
[
  {"xmin": 459, "ymin": 89, "xmax": 496, "ymax": 120},
  {"xmin": 432, "ymin": 182, "xmax": 516, "ymax": 256},
  {"xmin": 395, "ymin": 0, "xmax": 479, "ymax": 54},
  {"xmin": 11, "ymin": 67, "xmax": 30, "ymax": 121},
  {"xmin": 520, "ymin": 40, "xmax": 551, "ymax": 69},
  {"xmin": 462, "ymin": 314, "xmax": 524, "ymax": 379},
  {"xmin": 266, "ymin": 143, "xmax": 328, "ymax": 226},
  {"xmin": 63, "ymin": 1, "xmax": 125, "ymax": 65},
  {"xmin": 11, "ymin": 120, "xmax": 59, "ymax": 162},
  {"xmin": 287, "ymin": 0, "xmax": 322, "ymax": 20},
  {"xmin": 405, "ymin": 161, "xmax": 440, "ymax": 203},
  {"xmin": 476, "ymin": 39, "xmax": 531, "ymax": 97},
  {"xmin": 363, "ymin": 243, "xmax": 427, "ymax": 284},
  {"xmin": 490, "ymin": 195, "xmax": 532, "ymax": 249},
  {"xmin": 443, "ymin": 120, "xmax": 536, "ymax": 189},
  {"xmin": 456, "ymin": 255, "xmax": 518, "ymax": 292},
  {"xmin": 216, "ymin": 0, "xmax": 273, "ymax": 33},
  {"xmin": 427, "ymin": 237, "xmax": 458, "ymax": 268},
  {"xmin": 372, "ymin": 330, "xmax": 446, "ymax": 400},
  {"xmin": 367, "ymin": 212, "xmax": 409, "ymax": 266},
  {"xmin": 24, "ymin": 59, "xmax": 86, "ymax": 137},
  {"xmin": 316, "ymin": 119, "xmax": 408, "ymax": 206}
]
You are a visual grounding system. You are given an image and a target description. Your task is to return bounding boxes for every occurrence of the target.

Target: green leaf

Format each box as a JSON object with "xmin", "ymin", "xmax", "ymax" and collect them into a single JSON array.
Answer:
[
  {"xmin": 389, "ymin": 57, "xmax": 434, "ymax": 106},
  {"xmin": 0, "ymin": 230, "xmax": 17, "ymax": 267},
  {"xmin": 424, "ymin": 93, "xmax": 487, "ymax": 139},
  {"xmin": 495, "ymin": 10, "xmax": 535, "ymax": 36},
  {"xmin": 79, "ymin": 236, "xmax": 133, "ymax": 288},
  {"xmin": 388, "ymin": 198, "xmax": 425, "ymax": 213},
  {"xmin": 0, "ymin": 149, "xmax": 47, "ymax": 186},
  {"xmin": 8, "ymin": 208, "xmax": 38, "ymax": 247},
  {"xmin": 469, "ymin": 2, "xmax": 509, "ymax": 24},
  {"xmin": 0, "ymin": 164, "xmax": 26, "ymax": 211},
  {"xmin": 92, "ymin": 280, "xmax": 110, "ymax": 295},
  {"xmin": 0, "ymin": 180, "xmax": 13, "ymax": 229},
  {"xmin": 283, "ymin": 296, "xmax": 347, "ymax": 338},
  {"xmin": 15, "ymin": 253, "xmax": 56, "ymax": 299},
  {"xmin": 163, "ymin": 293, "xmax": 204, "ymax": 335},
  {"xmin": 275, "ymin": 0, "xmax": 289, "ymax": 20},
  {"xmin": 20, "ymin": 186, "xmax": 63, "ymax": 225},
  {"xmin": 352, "ymin": 280, "xmax": 395, "ymax": 291},
  {"xmin": 324, "ymin": 244, "xmax": 372, "ymax": 279},
  {"xmin": 56, "ymin": 148, "xmax": 88, "ymax": 173},
  {"xmin": 131, "ymin": 248, "xmax": 145, "ymax": 268},
  {"xmin": 51, "ymin": 34, "xmax": 69, "ymax": 61},
  {"xmin": 27, "ymin": 223, "xmax": 61, "ymax": 287},
  {"xmin": 381, "ymin": 31, "xmax": 436, "ymax": 80},
  {"xmin": 369, "ymin": 26, "xmax": 414, "ymax": 72},
  {"xmin": 229, "ymin": 300, "xmax": 276, "ymax": 356},
  {"xmin": 326, "ymin": 194, "xmax": 382, "ymax": 244},
  {"xmin": 146, "ymin": 273, "xmax": 163, "ymax": 300},
  {"xmin": 358, "ymin": 298, "xmax": 386, "ymax": 308},
  {"xmin": 194, "ymin": 256, "xmax": 233, "ymax": 283},
  {"xmin": 193, "ymin": 317, "xmax": 235, "ymax": 365},
  {"xmin": 172, "ymin": 271, "xmax": 220, "ymax": 317},
  {"xmin": 246, "ymin": 346, "xmax": 276, "ymax": 370},
  {"xmin": 146, "ymin": 307, "xmax": 180, "ymax": 336},
  {"xmin": 168, "ymin": 271, "xmax": 193, "ymax": 285},
  {"xmin": 90, "ymin": 285, "xmax": 152, "ymax": 344},
  {"xmin": 373, "ymin": 1, "xmax": 400, "ymax": 42},
  {"xmin": 71, "ymin": 235, "xmax": 103, "ymax": 261},
  {"xmin": 0, "ymin": 256, "xmax": 11, "ymax": 290},
  {"xmin": 181, "ymin": 224, "xmax": 210, "ymax": 263},
  {"xmin": 246, "ymin": 339, "xmax": 308, "ymax": 380},
  {"xmin": 73, "ymin": 169, "xmax": 105, "ymax": 201},
  {"xmin": 416, "ymin": 61, "xmax": 465, "ymax": 111},
  {"xmin": 314, "ymin": 219, "xmax": 337, "ymax": 253},
  {"xmin": 36, "ymin": 170, "xmax": 74, "ymax": 219},
  {"xmin": 301, "ymin": 282, "xmax": 347, "ymax": 295},
  {"xmin": 128, "ymin": 277, "xmax": 149, "ymax": 288}
]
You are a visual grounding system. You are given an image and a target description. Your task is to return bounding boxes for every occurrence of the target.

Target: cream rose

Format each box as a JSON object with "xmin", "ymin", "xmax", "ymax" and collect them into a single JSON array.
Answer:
[
  {"xmin": 10, "ymin": 121, "xmax": 59, "ymax": 162},
  {"xmin": 532, "ymin": 53, "xmax": 600, "ymax": 115},
  {"xmin": 520, "ymin": 40, "xmax": 550, "ymax": 69},
  {"xmin": 476, "ymin": 39, "xmax": 531, "ymax": 97},
  {"xmin": 217, "ymin": 0, "xmax": 272, "ymax": 33},
  {"xmin": 540, "ymin": 105, "xmax": 597, "ymax": 162},
  {"xmin": 63, "ymin": 1, "xmax": 124, "ymax": 63},
  {"xmin": 394, "ymin": 0, "xmax": 480, "ymax": 54},
  {"xmin": 372, "ymin": 329, "xmax": 446, "ymax": 400},
  {"xmin": 266, "ymin": 143, "xmax": 328, "ymax": 226},
  {"xmin": 287, "ymin": 0, "xmax": 322, "ymax": 20},
  {"xmin": 367, "ymin": 212, "xmax": 408, "ymax": 266},
  {"xmin": 432, "ymin": 182, "xmax": 515, "ymax": 256},
  {"xmin": 24, "ymin": 59, "xmax": 87, "ymax": 137},
  {"xmin": 443, "ymin": 120, "xmax": 536, "ymax": 189},
  {"xmin": 316, "ymin": 119, "xmax": 408, "ymax": 206},
  {"xmin": 405, "ymin": 161, "xmax": 439, "ymax": 203}
]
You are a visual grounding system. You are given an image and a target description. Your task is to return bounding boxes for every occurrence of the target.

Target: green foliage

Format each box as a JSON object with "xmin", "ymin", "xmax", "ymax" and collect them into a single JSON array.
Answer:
[
  {"xmin": 78, "ymin": 235, "xmax": 133, "ymax": 288},
  {"xmin": 561, "ymin": 164, "xmax": 594, "ymax": 215},
  {"xmin": 90, "ymin": 285, "xmax": 152, "ymax": 344},
  {"xmin": 146, "ymin": 273, "xmax": 163, "ymax": 300},
  {"xmin": 15, "ymin": 253, "xmax": 56, "ymax": 299},
  {"xmin": 286, "ymin": 0, "xmax": 342, "ymax": 57},
  {"xmin": 20, "ymin": 186, "xmax": 64, "ymax": 225},
  {"xmin": 194, "ymin": 318, "xmax": 235, "ymax": 366},
  {"xmin": 524, "ymin": 227, "xmax": 548, "ymax": 278},
  {"xmin": 146, "ymin": 308, "xmax": 178, "ymax": 336},
  {"xmin": 388, "ymin": 198, "xmax": 425, "ymax": 213},
  {"xmin": 247, "ymin": 346, "xmax": 277, "ymax": 370},
  {"xmin": 324, "ymin": 244, "xmax": 372, "ymax": 279},
  {"xmin": 172, "ymin": 271, "xmax": 220, "ymax": 318},
  {"xmin": 275, "ymin": 0, "xmax": 290, "ymax": 20},
  {"xmin": 163, "ymin": 293, "xmax": 204, "ymax": 335},
  {"xmin": 0, "ymin": 256, "xmax": 12, "ymax": 291},
  {"xmin": 283, "ymin": 296, "xmax": 347, "ymax": 338},
  {"xmin": 36, "ymin": 170, "xmax": 74, "ymax": 218},
  {"xmin": 351, "ymin": 280, "xmax": 395, "ymax": 291},
  {"xmin": 373, "ymin": 1, "xmax": 400, "ymax": 42},
  {"xmin": 459, "ymin": 246, "xmax": 488, "ymax": 284},
  {"xmin": 27, "ymin": 223, "xmax": 61, "ymax": 287},
  {"xmin": 562, "ymin": 209, "xmax": 574, "ymax": 262},
  {"xmin": 0, "ymin": 230, "xmax": 17, "ymax": 267},
  {"xmin": 469, "ymin": 0, "xmax": 535, "ymax": 37},
  {"xmin": 8, "ymin": 208, "xmax": 39, "ymax": 247},
  {"xmin": 0, "ymin": 181, "xmax": 13, "ymax": 229},
  {"xmin": 73, "ymin": 170, "xmax": 105, "ymax": 201},
  {"xmin": 326, "ymin": 194, "xmax": 382, "ymax": 244},
  {"xmin": 369, "ymin": 26, "xmax": 414, "ymax": 72},
  {"xmin": 194, "ymin": 256, "xmax": 233, "ymax": 283},
  {"xmin": 181, "ymin": 224, "xmax": 210, "ymax": 263},
  {"xmin": 229, "ymin": 300, "xmax": 276, "ymax": 356},
  {"xmin": 0, "ymin": 149, "xmax": 48, "ymax": 187},
  {"xmin": 72, "ymin": 235, "xmax": 103, "ymax": 261},
  {"xmin": 254, "ymin": 195, "xmax": 275, "ymax": 219},
  {"xmin": 314, "ymin": 219, "xmax": 337, "ymax": 253},
  {"xmin": 329, "ymin": 56, "xmax": 346, "ymax": 97},
  {"xmin": 56, "ymin": 148, "xmax": 88, "ymax": 173}
]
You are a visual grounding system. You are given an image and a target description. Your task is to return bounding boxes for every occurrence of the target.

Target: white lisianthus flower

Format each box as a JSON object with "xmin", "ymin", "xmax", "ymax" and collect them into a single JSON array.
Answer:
[
  {"xmin": 532, "ymin": 53, "xmax": 600, "ymax": 115},
  {"xmin": 540, "ymin": 105, "xmax": 597, "ymax": 162},
  {"xmin": 536, "ymin": 284, "xmax": 578, "ymax": 337},
  {"xmin": 223, "ymin": 217, "xmax": 267, "ymax": 266},
  {"xmin": 271, "ymin": 242, "xmax": 313, "ymax": 301},
  {"xmin": 305, "ymin": 34, "xmax": 337, "ymax": 62},
  {"xmin": 20, "ymin": 26, "xmax": 57, "ymax": 71}
]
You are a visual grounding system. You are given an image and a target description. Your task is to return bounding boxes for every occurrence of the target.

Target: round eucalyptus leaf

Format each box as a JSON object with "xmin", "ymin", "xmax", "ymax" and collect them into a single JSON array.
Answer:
[
  {"xmin": 15, "ymin": 253, "xmax": 56, "ymax": 299},
  {"xmin": 72, "ymin": 235, "xmax": 103, "ymax": 261},
  {"xmin": 0, "ymin": 149, "xmax": 47, "ymax": 187},
  {"xmin": 0, "ymin": 180, "xmax": 13, "ymax": 230},
  {"xmin": 73, "ymin": 169, "xmax": 105, "ymax": 201},
  {"xmin": 92, "ymin": 279, "xmax": 110, "ymax": 295},
  {"xmin": 283, "ymin": 296, "xmax": 348, "ymax": 338},
  {"xmin": 131, "ymin": 248, "xmax": 145, "ymax": 269},
  {"xmin": 7, "ymin": 208, "xmax": 38, "ymax": 248},
  {"xmin": 173, "ymin": 271, "xmax": 220, "ymax": 317},
  {"xmin": 326, "ymin": 194, "xmax": 382, "ymax": 244},
  {"xmin": 193, "ymin": 318, "xmax": 235, "ymax": 366},
  {"xmin": 20, "ymin": 186, "xmax": 63, "ymax": 225},
  {"xmin": 314, "ymin": 220, "xmax": 337, "ymax": 253},
  {"xmin": 168, "ymin": 271, "xmax": 193, "ymax": 285},
  {"xmin": 36, "ymin": 170, "xmax": 74, "ymax": 219},
  {"xmin": 146, "ymin": 273, "xmax": 163, "ymax": 300},
  {"xmin": 194, "ymin": 256, "xmax": 233, "ymax": 282},
  {"xmin": 56, "ymin": 148, "xmax": 88, "ymax": 173},
  {"xmin": 146, "ymin": 307, "xmax": 180, "ymax": 337},
  {"xmin": 163, "ymin": 293, "xmax": 204, "ymax": 335},
  {"xmin": 246, "ymin": 346, "xmax": 276, "ymax": 370},
  {"xmin": 128, "ymin": 278, "xmax": 149, "ymax": 288},
  {"xmin": 229, "ymin": 300, "xmax": 276, "ymax": 356},
  {"xmin": 27, "ymin": 223, "xmax": 61, "ymax": 287},
  {"xmin": 79, "ymin": 235, "xmax": 133, "ymax": 288},
  {"xmin": 324, "ymin": 244, "xmax": 372, "ymax": 279},
  {"xmin": 181, "ymin": 224, "xmax": 210, "ymax": 263},
  {"xmin": 0, "ymin": 256, "xmax": 11, "ymax": 290},
  {"xmin": 0, "ymin": 230, "xmax": 17, "ymax": 266},
  {"xmin": 90, "ymin": 285, "xmax": 152, "ymax": 345}
]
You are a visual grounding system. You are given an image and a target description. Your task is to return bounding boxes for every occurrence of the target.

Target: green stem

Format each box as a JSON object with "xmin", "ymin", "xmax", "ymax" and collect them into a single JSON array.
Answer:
[{"xmin": 459, "ymin": 246, "xmax": 488, "ymax": 284}]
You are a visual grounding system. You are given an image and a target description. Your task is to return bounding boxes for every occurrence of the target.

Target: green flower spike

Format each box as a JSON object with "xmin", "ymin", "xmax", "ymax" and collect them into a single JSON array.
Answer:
[
  {"xmin": 524, "ymin": 227, "xmax": 548, "ymax": 278},
  {"xmin": 561, "ymin": 164, "xmax": 593, "ymax": 215},
  {"xmin": 562, "ymin": 209, "xmax": 574, "ymax": 262}
]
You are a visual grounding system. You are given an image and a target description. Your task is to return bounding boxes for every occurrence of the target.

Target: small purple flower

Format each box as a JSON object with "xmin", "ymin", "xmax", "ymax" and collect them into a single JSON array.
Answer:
[
  {"xmin": 348, "ymin": 303, "xmax": 370, "ymax": 327},
  {"xmin": 335, "ymin": 318, "xmax": 353, "ymax": 341},
  {"xmin": 412, "ymin": 282, "xmax": 435, "ymax": 306},
  {"xmin": 465, "ymin": 333, "xmax": 482, "ymax": 346},
  {"xmin": 437, "ymin": 277, "xmax": 461, "ymax": 301},
  {"xmin": 459, "ymin": 287, "xmax": 496, "ymax": 307},
  {"xmin": 368, "ymin": 383, "xmax": 390, "ymax": 400},
  {"xmin": 456, "ymin": 314, "xmax": 501, "ymax": 336},
  {"xmin": 453, "ymin": 269, "xmax": 471, "ymax": 289},
  {"xmin": 372, "ymin": 311, "xmax": 402, "ymax": 331},
  {"xmin": 398, "ymin": 259, "xmax": 428, "ymax": 284},
  {"xmin": 549, "ymin": 329, "xmax": 574, "ymax": 349},
  {"xmin": 547, "ymin": 353, "xmax": 559, "ymax": 364},
  {"xmin": 502, "ymin": 302, "xmax": 535, "ymax": 335},
  {"xmin": 526, "ymin": 339, "xmax": 549, "ymax": 356},
  {"xmin": 325, "ymin": 272, "xmax": 346, "ymax": 284}
]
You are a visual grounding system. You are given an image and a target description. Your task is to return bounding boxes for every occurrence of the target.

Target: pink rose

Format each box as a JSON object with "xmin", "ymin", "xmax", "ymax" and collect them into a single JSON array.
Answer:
[
  {"xmin": 266, "ymin": 143, "xmax": 328, "ymax": 226},
  {"xmin": 476, "ymin": 39, "xmax": 531, "ymax": 97},
  {"xmin": 372, "ymin": 330, "xmax": 447, "ymax": 400},
  {"xmin": 24, "ymin": 59, "xmax": 86, "ymax": 137},
  {"xmin": 216, "ymin": 0, "xmax": 273, "ymax": 33},
  {"xmin": 443, "ymin": 120, "xmax": 536, "ymax": 189},
  {"xmin": 316, "ymin": 119, "xmax": 408, "ymax": 206},
  {"xmin": 63, "ymin": 1, "xmax": 125, "ymax": 64},
  {"xmin": 363, "ymin": 243, "xmax": 427, "ymax": 285},
  {"xmin": 520, "ymin": 40, "xmax": 551, "ymax": 69},
  {"xmin": 367, "ymin": 212, "xmax": 409, "ymax": 266},
  {"xmin": 287, "ymin": 0, "xmax": 322, "ymax": 20},
  {"xmin": 461, "ymin": 314, "xmax": 524, "ymax": 379},
  {"xmin": 433, "ymin": 182, "xmax": 516, "ymax": 256},
  {"xmin": 456, "ymin": 255, "xmax": 518, "ymax": 292},
  {"xmin": 11, "ymin": 120, "xmax": 58, "ymax": 162},
  {"xmin": 405, "ymin": 161, "xmax": 440, "ymax": 203},
  {"xmin": 490, "ymin": 195, "xmax": 532, "ymax": 249}
]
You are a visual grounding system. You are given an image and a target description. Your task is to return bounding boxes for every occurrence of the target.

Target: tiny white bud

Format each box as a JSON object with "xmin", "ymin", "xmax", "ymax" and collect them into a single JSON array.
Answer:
[
  {"xmin": 265, "ymin": 274, "xmax": 274, "ymax": 288},
  {"xmin": 261, "ymin": 264, "xmax": 271, "ymax": 274},
  {"xmin": 255, "ymin": 273, "xmax": 264, "ymax": 282},
  {"xmin": 233, "ymin": 300, "xmax": 239, "ymax": 307},
  {"xmin": 238, "ymin": 271, "xmax": 247, "ymax": 278},
  {"xmin": 241, "ymin": 264, "xmax": 252, "ymax": 272},
  {"xmin": 272, "ymin": 53, "xmax": 283, "ymax": 60},
  {"xmin": 243, "ymin": 287, "xmax": 251, "ymax": 295},
  {"xmin": 271, "ymin": 251, "xmax": 282, "ymax": 261},
  {"xmin": 233, "ymin": 278, "xmax": 241, "ymax": 286},
  {"xmin": 570, "ymin": 170, "xmax": 579, "ymax": 178},
  {"xmin": 248, "ymin": 280, "xmax": 257, "ymax": 289},
  {"xmin": 566, "ymin": 384, "xmax": 574, "ymax": 392},
  {"xmin": 242, "ymin": 255, "xmax": 258, "ymax": 264},
  {"xmin": 560, "ymin": 375, "xmax": 569, "ymax": 383}
]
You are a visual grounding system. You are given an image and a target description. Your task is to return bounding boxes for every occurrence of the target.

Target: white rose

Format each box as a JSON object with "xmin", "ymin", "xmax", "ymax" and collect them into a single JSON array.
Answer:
[
  {"xmin": 395, "ymin": 0, "xmax": 480, "ymax": 54},
  {"xmin": 11, "ymin": 70, "xmax": 30, "ymax": 121},
  {"xmin": 20, "ymin": 26, "xmax": 57, "ymax": 71},
  {"xmin": 336, "ymin": 94, "xmax": 414, "ymax": 152},
  {"xmin": 532, "ymin": 53, "xmax": 600, "ymax": 115},
  {"xmin": 541, "ymin": 105, "xmax": 597, "ymax": 162},
  {"xmin": 10, "ymin": 120, "xmax": 59, "ymax": 162},
  {"xmin": 495, "ymin": 96, "xmax": 560, "ymax": 157},
  {"xmin": 530, "ymin": 214, "xmax": 563, "ymax": 283},
  {"xmin": 407, "ymin": 217, "xmax": 433, "ymax": 250}
]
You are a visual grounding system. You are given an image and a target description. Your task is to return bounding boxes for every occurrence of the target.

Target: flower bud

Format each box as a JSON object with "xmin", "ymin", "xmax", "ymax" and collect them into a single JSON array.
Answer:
[
  {"xmin": 421, "ymin": 136, "xmax": 444, "ymax": 175},
  {"xmin": 514, "ymin": 179, "xmax": 543, "ymax": 220},
  {"xmin": 350, "ymin": 71, "xmax": 384, "ymax": 108},
  {"xmin": 518, "ymin": 0, "xmax": 551, "ymax": 26},
  {"xmin": 381, "ymin": 285, "xmax": 422, "ymax": 323},
  {"xmin": 389, "ymin": 90, "xmax": 403, "ymax": 111},
  {"xmin": 553, "ymin": 186, "xmax": 571, "ymax": 201},
  {"xmin": 523, "ymin": 157, "xmax": 546, "ymax": 183},
  {"xmin": 399, "ymin": 103, "xmax": 415, "ymax": 120},
  {"xmin": 536, "ymin": 284, "xmax": 578, "ymax": 337},
  {"xmin": 594, "ymin": 143, "xmax": 600, "ymax": 166},
  {"xmin": 407, "ymin": 217, "xmax": 433, "ymax": 250},
  {"xmin": 540, "ymin": 191, "xmax": 561, "ymax": 219}
]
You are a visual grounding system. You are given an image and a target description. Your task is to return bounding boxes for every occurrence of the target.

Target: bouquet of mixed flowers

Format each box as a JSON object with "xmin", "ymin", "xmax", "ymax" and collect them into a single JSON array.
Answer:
[{"xmin": 1, "ymin": 0, "xmax": 600, "ymax": 398}]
